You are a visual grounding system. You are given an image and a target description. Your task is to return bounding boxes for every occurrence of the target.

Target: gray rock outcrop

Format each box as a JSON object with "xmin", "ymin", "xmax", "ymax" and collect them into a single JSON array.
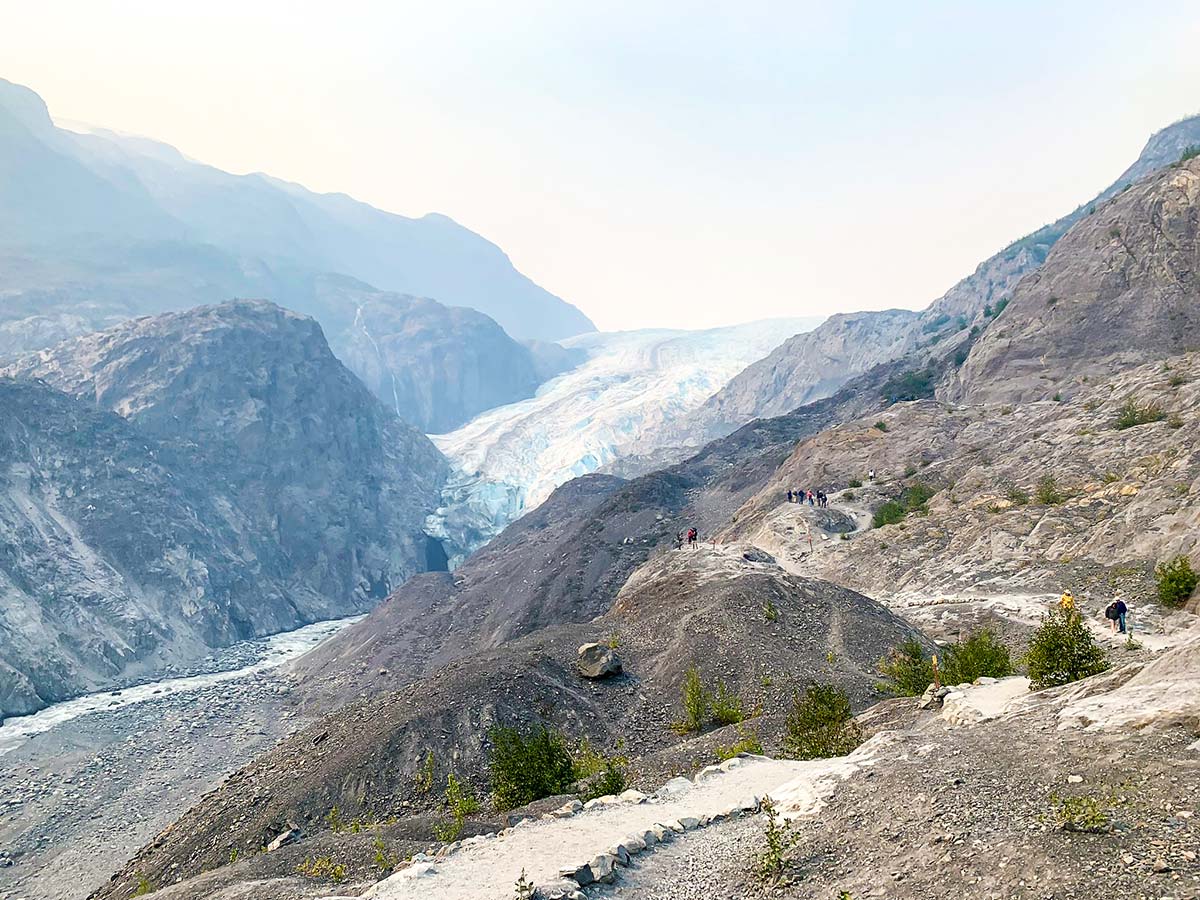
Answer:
[{"xmin": 576, "ymin": 643, "xmax": 623, "ymax": 679}]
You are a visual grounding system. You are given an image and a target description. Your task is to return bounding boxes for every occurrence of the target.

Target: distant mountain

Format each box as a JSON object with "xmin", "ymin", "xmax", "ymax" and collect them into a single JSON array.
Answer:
[
  {"xmin": 672, "ymin": 112, "xmax": 1200, "ymax": 448},
  {"xmin": 0, "ymin": 77, "xmax": 594, "ymax": 348},
  {"xmin": 0, "ymin": 301, "xmax": 446, "ymax": 718}
]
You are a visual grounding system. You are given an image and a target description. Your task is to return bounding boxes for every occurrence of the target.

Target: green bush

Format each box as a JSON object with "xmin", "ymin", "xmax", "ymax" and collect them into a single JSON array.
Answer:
[
  {"xmin": 1180, "ymin": 145, "xmax": 1200, "ymax": 164},
  {"xmin": 1024, "ymin": 608, "xmax": 1109, "ymax": 690},
  {"xmin": 903, "ymin": 482, "xmax": 935, "ymax": 511},
  {"xmin": 880, "ymin": 367, "xmax": 937, "ymax": 403},
  {"xmin": 1051, "ymin": 793, "xmax": 1113, "ymax": 833},
  {"xmin": 781, "ymin": 684, "xmax": 864, "ymax": 760},
  {"xmin": 716, "ymin": 723, "xmax": 764, "ymax": 761},
  {"xmin": 675, "ymin": 665, "xmax": 710, "ymax": 734},
  {"xmin": 1113, "ymin": 396, "xmax": 1165, "ymax": 430},
  {"xmin": 1005, "ymin": 485, "xmax": 1030, "ymax": 506},
  {"xmin": 877, "ymin": 631, "xmax": 1013, "ymax": 695},
  {"xmin": 711, "ymin": 680, "xmax": 746, "ymax": 725},
  {"xmin": 1156, "ymin": 555, "xmax": 1198, "ymax": 607},
  {"xmin": 434, "ymin": 773, "xmax": 481, "ymax": 841},
  {"xmin": 752, "ymin": 796, "xmax": 799, "ymax": 885},
  {"xmin": 1034, "ymin": 474, "xmax": 1066, "ymax": 505},
  {"xmin": 763, "ymin": 596, "xmax": 779, "ymax": 622},
  {"xmin": 489, "ymin": 725, "xmax": 576, "ymax": 809},
  {"xmin": 876, "ymin": 639, "xmax": 932, "ymax": 696},
  {"xmin": 573, "ymin": 738, "xmax": 628, "ymax": 801},
  {"xmin": 873, "ymin": 420, "xmax": 889, "ymax": 432},
  {"xmin": 848, "ymin": 478, "xmax": 863, "ymax": 488},
  {"xmin": 872, "ymin": 500, "xmax": 906, "ymax": 528},
  {"xmin": 942, "ymin": 630, "xmax": 1014, "ymax": 683},
  {"xmin": 132, "ymin": 876, "xmax": 156, "ymax": 897}
]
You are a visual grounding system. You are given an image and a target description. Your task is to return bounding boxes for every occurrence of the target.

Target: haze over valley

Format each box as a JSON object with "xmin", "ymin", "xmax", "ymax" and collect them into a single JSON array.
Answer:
[{"xmin": 2, "ymin": 14, "xmax": 1200, "ymax": 899}]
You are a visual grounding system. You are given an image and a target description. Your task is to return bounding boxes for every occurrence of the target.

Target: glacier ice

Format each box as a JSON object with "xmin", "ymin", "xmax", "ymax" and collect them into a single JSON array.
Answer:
[{"xmin": 426, "ymin": 317, "xmax": 821, "ymax": 567}]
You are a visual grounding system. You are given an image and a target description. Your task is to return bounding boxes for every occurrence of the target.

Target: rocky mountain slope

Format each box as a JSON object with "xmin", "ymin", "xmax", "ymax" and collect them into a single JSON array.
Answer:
[
  {"xmin": 0, "ymin": 78, "xmax": 593, "ymax": 343},
  {"xmin": 92, "ymin": 547, "xmax": 925, "ymax": 900},
  {"xmin": 667, "ymin": 113, "xmax": 1200, "ymax": 453},
  {"xmin": 0, "ymin": 301, "xmax": 446, "ymax": 719}
]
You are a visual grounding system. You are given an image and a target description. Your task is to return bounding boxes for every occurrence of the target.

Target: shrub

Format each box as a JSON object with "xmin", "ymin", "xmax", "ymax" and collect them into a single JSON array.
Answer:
[
  {"xmin": 876, "ymin": 639, "xmax": 932, "ymax": 696},
  {"xmin": 489, "ymin": 725, "xmax": 576, "ymax": 809},
  {"xmin": 993, "ymin": 298, "xmax": 1009, "ymax": 316},
  {"xmin": 434, "ymin": 773, "xmax": 480, "ymax": 841},
  {"xmin": 1024, "ymin": 608, "xmax": 1109, "ymax": 690},
  {"xmin": 515, "ymin": 869, "xmax": 537, "ymax": 900},
  {"xmin": 1180, "ymin": 145, "xmax": 1200, "ymax": 164},
  {"xmin": 848, "ymin": 478, "xmax": 863, "ymax": 488},
  {"xmin": 903, "ymin": 482, "xmax": 935, "ymax": 511},
  {"xmin": 716, "ymin": 723, "xmax": 764, "ymax": 761},
  {"xmin": 1053, "ymin": 392, "xmax": 1063, "ymax": 402},
  {"xmin": 1051, "ymin": 793, "xmax": 1112, "ymax": 833},
  {"xmin": 296, "ymin": 856, "xmax": 348, "ymax": 882},
  {"xmin": 1005, "ymin": 485, "xmax": 1030, "ymax": 505},
  {"xmin": 415, "ymin": 750, "xmax": 435, "ymax": 794},
  {"xmin": 132, "ymin": 876, "xmax": 155, "ymax": 897},
  {"xmin": 872, "ymin": 500, "xmax": 906, "ymax": 528},
  {"xmin": 942, "ymin": 630, "xmax": 1014, "ymax": 683},
  {"xmin": 1113, "ymin": 396, "xmax": 1165, "ymax": 430},
  {"xmin": 763, "ymin": 596, "xmax": 779, "ymax": 622},
  {"xmin": 573, "ymin": 738, "xmax": 628, "ymax": 801},
  {"xmin": 1168, "ymin": 412, "xmax": 1184, "ymax": 429},
  {"xmin": 1034, "ymin": 474, "xmax": 1066, "ymax": 505},
  {"xmin": 711, "ymin": 680, "xmax": 746, "ymax": 726},
  {"xmin": 782, "ymin": 684, "xmax": 864, "ymax": 760},
  {"xmin": 1168, "ymin": 372, "xmax": 1187, "ymax": 387},
  {"xmin": 752, "ymin": 796, "xmax": 799, "ymax": 885},
  {"xmin": 675, "ymin": 665, "xmax": 710, "ymax": 734},
  {"xmin": 873, "ymin": 420, "xmax": 889, "ymax": 432},
  {"xmin": 842, "ymin": 490, "xmax": 856, "ymax": 501},
  {"xmin": 903, "ymin": 463, "xmax": 918, "ymax": 478},
  {"xmin": 1155, "ymin": 555, "xmax": 1198, "ymax": 607},
  {"xmin": 881, "ymin": 368, "xmax": 937, "ymax": 403}
]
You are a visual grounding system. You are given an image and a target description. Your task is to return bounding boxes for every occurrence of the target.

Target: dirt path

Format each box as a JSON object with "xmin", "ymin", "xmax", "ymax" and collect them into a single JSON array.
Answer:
[{"xmin": 359, "ymin": 746, "xmax": 884, "ymax": 900}]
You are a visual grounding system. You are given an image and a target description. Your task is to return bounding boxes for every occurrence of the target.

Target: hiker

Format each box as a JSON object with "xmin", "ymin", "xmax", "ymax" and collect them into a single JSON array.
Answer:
[
  {"xmin": 868, "ymin": 469, "xmax": 875, "ymax": 481},
  {"xmin": 807, "ymin": 490, "xmax": 815, "ymax": 506},
  {"xmin": 674, "ymin": 530, "xmax": 684, "ymax": 551},
  {"xmin": 1059, "ymin": 589, "xmax": 1076, "ymax": 615},
  {"xmin": 687, "ymin": 526, "xmax": 698, "ymax": 548},
  {"xmin": 787, "ymin": 489, "xmax": 794, "ymax": 503},
  {"xmin": 819, "ymin": 491, "xmax": 828, "ymax": 508},
  {"xmin": 1105, "ymin": 596, "xmax": 1129, "ymax": 634}
]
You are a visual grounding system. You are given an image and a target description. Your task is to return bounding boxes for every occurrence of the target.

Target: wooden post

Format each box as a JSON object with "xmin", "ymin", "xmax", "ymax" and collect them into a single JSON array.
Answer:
[{"xmin": 931, "ymin": 654, "xmax": 941, "ymax": 690}]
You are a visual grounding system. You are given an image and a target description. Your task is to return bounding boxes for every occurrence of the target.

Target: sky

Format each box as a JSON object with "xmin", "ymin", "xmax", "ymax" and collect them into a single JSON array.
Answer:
[{"xmin": 4, "ymin": 1, "xmax": 1200, "ymax": 331}]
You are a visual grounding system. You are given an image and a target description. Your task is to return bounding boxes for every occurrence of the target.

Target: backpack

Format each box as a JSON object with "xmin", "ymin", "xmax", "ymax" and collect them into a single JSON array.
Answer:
[{"xmin": 1104, "ymin": 602, "xmax": 1120, "ymax": 620}]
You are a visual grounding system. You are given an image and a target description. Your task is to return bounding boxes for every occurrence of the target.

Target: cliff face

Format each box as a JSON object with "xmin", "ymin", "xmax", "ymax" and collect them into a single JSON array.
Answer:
[
  {"xmin": 312, "ymin": 277, "xmax": 548, "ymax": 433},
  {"xmin": 953, "ymin": 158, "xmax": 1200, "ymax": 402},
  {"xmin": 0, "ymin": 301, "xmax": 447, "ymax": 718}
]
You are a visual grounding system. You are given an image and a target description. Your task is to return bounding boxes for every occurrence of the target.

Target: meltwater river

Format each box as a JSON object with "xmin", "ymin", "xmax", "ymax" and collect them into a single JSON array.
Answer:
[{"xmin": 0, "ymin": 615, "xmax": 360, "ymax": 757}]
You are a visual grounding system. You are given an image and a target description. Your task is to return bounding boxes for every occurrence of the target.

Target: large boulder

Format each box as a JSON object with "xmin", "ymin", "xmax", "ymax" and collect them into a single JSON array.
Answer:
[{"xmin": 576, "ymin": 643, "xmax": 623, "ymax": 679}]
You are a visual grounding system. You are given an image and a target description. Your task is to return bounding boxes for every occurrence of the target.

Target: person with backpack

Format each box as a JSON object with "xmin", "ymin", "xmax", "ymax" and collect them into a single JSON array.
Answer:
[
  {"xmin": 1104, "ymin": 596, "xmax": 1128, "ymax": 634},
  {"xmin": 674, "ymin": 530, "xmax": 684, "ymax": 551},
  {"xmin": 687, "ymin": 527, "xmax": 698, "ymax": 549},
  {"xmin": 1059, "ymin": 589, "xmax": 1076, "ymax": 615},
  {"xmin": 787, "ymin": 489, "xmax": 794, "ymax": 503}
]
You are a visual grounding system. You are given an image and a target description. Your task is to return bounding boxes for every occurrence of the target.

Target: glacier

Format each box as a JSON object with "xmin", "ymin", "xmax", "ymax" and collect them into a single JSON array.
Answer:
[{"xmin": 425, "ymin": 317, "xmax": 822, "ymax": 566}]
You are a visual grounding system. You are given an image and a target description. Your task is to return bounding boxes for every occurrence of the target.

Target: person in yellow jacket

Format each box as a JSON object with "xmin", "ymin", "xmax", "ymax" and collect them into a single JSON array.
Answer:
[{"xmin": 1059, "ymin": 589, "xmax": 1076, "ymax": 614}]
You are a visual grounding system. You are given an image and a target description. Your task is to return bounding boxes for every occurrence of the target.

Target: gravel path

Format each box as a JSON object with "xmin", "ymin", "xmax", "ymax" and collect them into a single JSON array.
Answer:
[{"xmin": 362, "ymin": 750, "xmax": 880, "ymax": 900}]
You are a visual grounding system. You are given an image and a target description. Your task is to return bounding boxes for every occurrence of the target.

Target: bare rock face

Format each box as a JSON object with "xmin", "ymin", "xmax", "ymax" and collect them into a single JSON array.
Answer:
[
  {"xmin": 576, "ymin": 643, "xmax": 622, "ymax": 678},
  {"xmin": 952, "ymin": 159, "xmax": 1200, "ymax": 403},
  {"xmin": 0, "ymin": 301, "xmax": 447, "ymax": 718}
]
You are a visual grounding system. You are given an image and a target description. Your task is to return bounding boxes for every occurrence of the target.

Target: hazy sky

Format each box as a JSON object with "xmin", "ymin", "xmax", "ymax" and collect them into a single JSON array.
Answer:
[{"xmin": 4, "ymin": 1, "xmax": 1200, "ymax": 330}]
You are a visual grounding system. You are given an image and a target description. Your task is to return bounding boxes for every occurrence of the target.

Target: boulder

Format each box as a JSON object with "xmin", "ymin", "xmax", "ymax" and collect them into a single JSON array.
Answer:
[
  {"xmin": 742, "ymin": 548, "xmax": 776, "ymax": 564},
  {"xmin": 576, "ymin": 643, "xmax": 623, "ymax": 679}
]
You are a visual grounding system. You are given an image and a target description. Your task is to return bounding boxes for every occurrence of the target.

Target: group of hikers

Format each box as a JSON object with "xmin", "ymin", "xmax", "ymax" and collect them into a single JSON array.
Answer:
[
  {"xmin": 1059, "ymin": 588, "xmax": 1130, "ymax": 634},
  {"xmin": 787, "ymin": 487, "xmax": 828, "ymax": 508},
  {"xmin": 674, "ymin": 527, "xmax": 700, "ymax": 550}
]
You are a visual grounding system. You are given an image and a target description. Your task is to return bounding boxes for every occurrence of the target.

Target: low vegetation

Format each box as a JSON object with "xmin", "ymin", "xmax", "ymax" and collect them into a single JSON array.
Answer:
[
  {"xmin": 132, "ymin": 876, "xmax": 155, "ymax": 897},
  {"xmin": 674, "ymin": 665, "xmax": 751, "ymax": 733},
  {"xmin": 489, "ymin": 725, "xmax": 576, "ymax": 809},
  {"xmin": 1113, "ymin": 396, "xmax": 1166, "ymax": 430},
  {"xmin": 781, "ymin": 683, "xmax": 863, "ymax": 760},
  {"xmin": 880, "ymin": 366, "xmax": 937, "ymax": 403},
  {"xmin": 1051, "ymin": 793, "xmax": 1113, "ymax": 834},
  {"xmin": 873, "ymin": 420, "xmax": 889, "ymax": 432},
  {"xmin": 1180, "ymin": 144, "xmax": 1200, "ymax": 164},
  {"xmin": 1034, "ymin": 473, "xmax": 1066, "ymax": 505},
  {"xmin": 1155, "ymin": 554, "xmax": 1198, "ymax": 607},
  {"xmin": 716, "ymin": 722, "xmax": 764, "ymax": 761},
  {"xmin": 872, "ymin": 481, "xmax": 936, "ymax": 528},
  {"xmin": 876, "ymin": 630, "xmax": 1014, "ymax": 695},
  {"xmin": 433, "ymin": 773, "xmax": 481, "ymax": 841},
  {"xmin": 514, "ymin": 869, "xmax": 537, "ymax": 899},
  {"xmin": 573, "ymin": 737, "xmax": 629, "ymax": 802},
  {"xmin": 1024, "ymin": 608, "xmax": 1109, "ymax": 690},
  {"xmin": 296, "ymin": 856, "xmax": 348, "ymax": 882},
  {"xmin": 752, "ymin": 796, "xmax": 800, "ymax": 885}
]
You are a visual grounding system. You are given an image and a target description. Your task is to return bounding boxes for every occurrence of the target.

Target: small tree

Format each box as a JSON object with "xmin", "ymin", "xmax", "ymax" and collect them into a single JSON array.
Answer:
[
  {"xmin": 876, "ymin": 639, "xmax": 933, "ymax": 696},
  {"xmin": 711, "ymin": 680, "xmax": 745, "ymax": 726},
  {"xmin": 872, "ymin": 500, "xmax": 906, "ymax": 528},
  {"xmin": 1035, "ymin": 474, "xmax": 1066, "ymax": 505},
  {"xmin": 675, "ymin": 665, "xmax": 711, "ymax": 734},
  {"xmin": 942, "ymin": 630, "xmax": 1014, "ymax": 683},
  {"xmin": 1156, "ymin": 555, "xmax": 1198, "ymax": 607},
  {"xmin": 752, "ymin": 796, "xmax": 799, "ymax": 885},
  {"xmin": 1112, "ymin": 396, "xmax": 1165, "ymax": 430},
  {"xmin": 489, "ymin": 725, "xmax": 576, "ymax": 809},
  {"xmin": 1024, "ymin": 608, "xmax": 1109, "ymax": 690},
  {"xmin": 782, "ymin": 684, "xmax": 864, "ymax": 760}
]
